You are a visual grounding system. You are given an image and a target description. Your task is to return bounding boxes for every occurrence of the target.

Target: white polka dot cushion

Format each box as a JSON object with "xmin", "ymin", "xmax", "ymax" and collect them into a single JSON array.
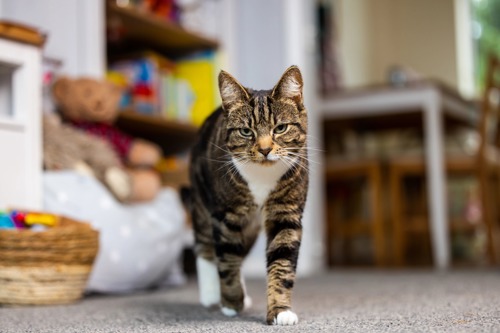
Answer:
[{"xmin": 43, "ymin": 171, "xmax": 187, "ymax": 293}]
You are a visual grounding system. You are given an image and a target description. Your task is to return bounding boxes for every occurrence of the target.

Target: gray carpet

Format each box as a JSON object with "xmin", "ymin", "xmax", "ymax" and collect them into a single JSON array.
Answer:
[{"xmin": 1, "ymin": 270, "xmax": 500, "ymax": 333}]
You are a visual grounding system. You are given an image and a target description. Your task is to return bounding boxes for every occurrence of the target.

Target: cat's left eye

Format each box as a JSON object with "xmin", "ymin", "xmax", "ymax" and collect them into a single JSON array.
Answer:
[
  {"xmin": 239, "ymin": 128, "xmax": 253, "ymax": 137},
  {"xmin": 274, "ymin": 124, "xmax": 288, "ymax": 134}
]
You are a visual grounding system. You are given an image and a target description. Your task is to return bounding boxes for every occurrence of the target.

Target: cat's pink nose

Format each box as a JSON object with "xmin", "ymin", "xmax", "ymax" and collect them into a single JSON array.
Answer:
[{"xmin": 259, "ymin": 147, "xmax": 272, "ymax": 157}]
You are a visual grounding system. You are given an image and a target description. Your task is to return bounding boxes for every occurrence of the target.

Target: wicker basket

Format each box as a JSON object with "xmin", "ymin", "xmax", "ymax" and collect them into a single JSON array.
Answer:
[{"xmin": 0, "ymin": 216, "xmax": 99, "ymax": 305}]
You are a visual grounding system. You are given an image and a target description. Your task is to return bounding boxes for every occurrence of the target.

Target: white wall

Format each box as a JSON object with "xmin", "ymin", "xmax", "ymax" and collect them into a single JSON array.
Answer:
[
  {"xmin": 336, "ymin": 0, "xmax": 459, "ymax": 89},
  {"xmin": 336, "ymin": 0, "xmax": 375, "ymax": 88},
  {"xmin": 454, "ymin": 0, "xmax": 475, "ymax": 98},
  {"xmin": 235, "ymin": 0, "xmax": 286, "ymax": 89},
  {"xmin": 0, "ymin": 0, "xmax": 104, "ymax": 77}
]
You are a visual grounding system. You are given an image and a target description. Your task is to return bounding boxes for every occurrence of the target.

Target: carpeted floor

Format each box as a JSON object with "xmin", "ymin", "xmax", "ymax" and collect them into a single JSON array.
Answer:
[{"xmin": 1, "ymin": 270, "xmax": 499, "ymax": 333}]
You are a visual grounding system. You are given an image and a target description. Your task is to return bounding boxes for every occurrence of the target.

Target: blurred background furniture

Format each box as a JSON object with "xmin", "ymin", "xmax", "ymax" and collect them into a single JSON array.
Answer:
[
  {"xmin": 0, "ymin": 22, "xmax": 44, "ymax": 210},
  {"xmin": 321, "ymin": 81, "xmax": 479, "ymax": 269},
  {"xmin": 389, "ymin": 55, "xmax": 500, "ymax": 266},
  {"xmin": 325, "ymin": 159, "xmax": 386, "ymax": 267}
]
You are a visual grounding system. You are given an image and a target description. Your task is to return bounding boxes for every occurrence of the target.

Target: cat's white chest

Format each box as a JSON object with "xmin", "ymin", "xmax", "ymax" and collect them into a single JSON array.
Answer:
[{"xmin": 233, "ymin": 159, "xmax": 291, "ymax": 207}]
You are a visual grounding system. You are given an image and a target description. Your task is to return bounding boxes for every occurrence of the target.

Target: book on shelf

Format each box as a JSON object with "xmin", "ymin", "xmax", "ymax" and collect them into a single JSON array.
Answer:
[
  {"xmin": 107, "ymin": 50, "xmax": 218, "ymax": 126},
  {"xmin": 175, "ymin": 50, "xmax": 219, "ymax": 126}
]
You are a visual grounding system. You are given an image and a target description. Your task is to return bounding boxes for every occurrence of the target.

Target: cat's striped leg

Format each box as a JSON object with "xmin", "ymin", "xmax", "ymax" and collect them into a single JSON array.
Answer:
[
  {"xmin": 213, "ymin": 213, "xmax": 260, "ymax": 316},
  {"xmin": 213, "ymin": 228, "xmax": 246, "ymax": 316},
  {"xmin": 216, "ymin": 254, "xmax": 246, "ymax": 316},
  {"xmin": 212, "ymin": 207, "xmax": 260, "ymax": 316},
  {"xmin": 264, "ymin": 211, "xmax": 302, "ymax": 325}
]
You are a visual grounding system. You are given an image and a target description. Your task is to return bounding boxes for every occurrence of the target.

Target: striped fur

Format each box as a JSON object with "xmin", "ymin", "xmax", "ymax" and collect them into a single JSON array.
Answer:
[{"xmin": 189, "ymin": 66, "xmax": 308, "ymax": 325}]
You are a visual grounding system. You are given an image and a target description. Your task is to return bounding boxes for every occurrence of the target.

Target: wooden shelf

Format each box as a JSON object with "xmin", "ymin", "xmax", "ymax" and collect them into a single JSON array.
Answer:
[
  {"xmin": 404, "ymin": 216, "xmax": 482, "ymax": 233},
  {"xmin": 106, "ymin": 3, "xmax": 218, "ymax": 56},
  {"xmin": 105, "ymin": 4, "xmax": 218, "ymax": 156},
  {"xmin": 115, "ymin": 110, "xmax": 199, "ymax": 156}
]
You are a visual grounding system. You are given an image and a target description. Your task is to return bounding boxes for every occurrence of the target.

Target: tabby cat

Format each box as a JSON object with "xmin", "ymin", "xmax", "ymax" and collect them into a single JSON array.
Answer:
[{"xmin": 188, "ymin": 65, "xmax": 308, "ymax": 325}]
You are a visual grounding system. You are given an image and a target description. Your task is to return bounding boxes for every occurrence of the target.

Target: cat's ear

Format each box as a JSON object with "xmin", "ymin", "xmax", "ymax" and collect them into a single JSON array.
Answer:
[
  {"xmin": 272, "ymin": 65, "xmax": 303, "ymax": 104},
  {"xmin": 219, "ymin": 70, "xmax": 250, "ymax": 112}
]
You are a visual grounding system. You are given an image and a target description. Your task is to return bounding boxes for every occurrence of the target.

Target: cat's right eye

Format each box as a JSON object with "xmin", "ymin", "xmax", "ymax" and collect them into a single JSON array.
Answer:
[{"xmin": 239, "ymin": 128, "xmax": 253, "ymax": 137}]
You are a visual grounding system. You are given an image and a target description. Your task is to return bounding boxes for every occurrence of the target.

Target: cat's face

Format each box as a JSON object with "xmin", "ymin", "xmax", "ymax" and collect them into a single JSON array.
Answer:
[{"xmin": 219, "ymin": 66, "xmax": 307, "ymax": 166}]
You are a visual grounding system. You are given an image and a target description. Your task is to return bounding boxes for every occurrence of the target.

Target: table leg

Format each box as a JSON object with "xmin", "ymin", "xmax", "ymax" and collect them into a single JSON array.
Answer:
[{"xmin": 423, "ymin": 90, "xmax": 450, "ymax": 270}]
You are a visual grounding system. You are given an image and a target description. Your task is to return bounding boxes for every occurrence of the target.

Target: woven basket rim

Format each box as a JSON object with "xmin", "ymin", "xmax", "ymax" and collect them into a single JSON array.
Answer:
[
  {"xmin": 0, "ymin": 215, "xmax": 99, "ymax": 267},
  {"xmin": 0, "ymin": 215, "xmax": 96, "ymax": 236}
]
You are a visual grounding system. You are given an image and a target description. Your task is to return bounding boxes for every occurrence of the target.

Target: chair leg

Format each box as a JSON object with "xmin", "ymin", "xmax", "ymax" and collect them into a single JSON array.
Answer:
[
  {"xmin": 370, "ymin": 165, "xmax": 385, "ymax": 266},
  {"xmin": 390, "ymin": 167, "xmax": 405, "ymax": 266},
  {"xmin": 494, "ymin": 169, "xmax": 500, "ymax": 264},
  {"xmin": 325, "ymin": 188, "xmax": 335, "ymax": 267},
  {"xmin": 479, "ymin": 169, "xmax": 496, "ymax": 265}
]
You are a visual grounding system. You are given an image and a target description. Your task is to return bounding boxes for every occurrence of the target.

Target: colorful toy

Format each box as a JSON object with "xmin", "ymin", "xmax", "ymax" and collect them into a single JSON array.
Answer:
[
  {"xmin": 24, "ymin": 213, "xmax": 58, "ymax": 227},
  {"xmin": 108, "ymin": 53, "xmax": 175, "ymax": 116},
  {"xmin": 175, "ymin": 50, "xmax": 217, "ymax": 126},
  {"xmin": 0, "ymin": 210, "xmax": 60, "ymax": 229},
  {"xmin": 10, "ymin": 210, "xmax": 27, "ymax": 228},
  {"xmin": 108, "ymin": 50, "xmax": 217, "ymax": 125},
  {"xmin": 0, "ymin": 211, "xmax": 15, "ymax": 229}
]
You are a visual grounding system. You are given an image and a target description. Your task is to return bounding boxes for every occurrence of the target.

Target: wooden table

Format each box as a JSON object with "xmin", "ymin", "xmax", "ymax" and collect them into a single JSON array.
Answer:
[{"xmin": 320, "ymin": 81, "xmax": 478, "ymax": 269}]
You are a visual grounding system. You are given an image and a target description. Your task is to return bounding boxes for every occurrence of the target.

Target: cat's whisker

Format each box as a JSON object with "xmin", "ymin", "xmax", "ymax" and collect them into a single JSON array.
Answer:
[
  {"xmin": 202, "ymin": 155, "xmax": 231, "ymax": 163},
  {"xmin": 209, "ymin": 141, "xmax": 233, "ymax": 155},
  {"xmin": 283, "ymin": 155, "xmax": 310, "ymax": 173},
  {"xmin": 281, "ymin": 146, "xmax": 325, "ymax": 153},
  {"xmin": 283, "ymin": 151, "xmax": 319, "ymax": 166},
  {"xmin": 285, "ymin": 158, "xmax": 304, "ymax": 175},
  {"xmin": 223, "ymin": 161, "xmax": 240, "ymax": 179},
  {"xmin": 224, "ymin": 167, "xmax": 237, "ymax": 180},
  {"xmin": 223, "ymin": 156, "xmax": 252, "ymax": 179},
  {"xmin": 281, "ymin": 157, "xmax": 297, "ymax": 172},
  {"xmin": 208, "ymin": 151, "xmax": 249, "ymax": 170},
  {"xmin": 216, "ymin": 160, "xmax": 237, "ymax": 172},
  {"xmin": 280, "ymin": 155, "xmax": 298, "ymax": 169}
]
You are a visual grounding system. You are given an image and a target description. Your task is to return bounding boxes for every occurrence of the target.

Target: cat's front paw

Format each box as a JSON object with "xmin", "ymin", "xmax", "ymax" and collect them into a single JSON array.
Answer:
[
  {"xmin": 221, "ymin": 307, "xmax": 238, "ymax": 317},
  {"xmin": 270, "ymin": 310, "xmax": 298, "ymax": 326},
  {"xmin": 220, "ymin": 295, "xmax": 251, "ymax": 317}
]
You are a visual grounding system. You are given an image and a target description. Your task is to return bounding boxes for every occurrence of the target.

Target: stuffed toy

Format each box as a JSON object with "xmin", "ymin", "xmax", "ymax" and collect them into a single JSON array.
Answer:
[
  {"xmin": 42, "ymin": 113, "xmax": 161, "ymax": 203},
  {"xmin": 48, "ymin": 77, "xmax": 163, "ymax": 203},
  {"xmin": 52, "ymin": 77, "xmax": 161, "ymax": 167},
  {"xmin": 43, "ymin": 113, "xmax": 124, "ymax": 199},
  {"xmin": 51, "ymin": 76, "xmax": 162, "ymax": 167}
]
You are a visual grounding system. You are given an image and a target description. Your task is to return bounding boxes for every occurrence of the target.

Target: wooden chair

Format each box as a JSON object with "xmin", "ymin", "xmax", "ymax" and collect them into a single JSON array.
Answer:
[
  {"xmin": 325, "ymin": 159, "xmax": 386, "ymax": 266},
  {"xmin": 389, "ymin": 55, "xmax": 500, "ymax": 266}
]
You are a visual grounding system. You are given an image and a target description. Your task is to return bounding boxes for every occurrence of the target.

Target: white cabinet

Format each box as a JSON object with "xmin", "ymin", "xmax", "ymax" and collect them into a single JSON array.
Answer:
[{"xmin": 0, "ymin": 37, "xmax": 42, "ymax": 209}]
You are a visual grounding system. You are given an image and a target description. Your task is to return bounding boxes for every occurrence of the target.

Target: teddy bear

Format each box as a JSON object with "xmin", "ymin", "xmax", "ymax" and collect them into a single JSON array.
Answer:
[
  {"xmin": 42, "ymin": 113, "xmax": 161, "ymax": 203},
  {"xmin": 50, "ymin": 77, "xmax": 162, "ymax": 202},
  {"xmin": 51, "ymin": 77, "xmax": 162, "ymax": 167}
]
